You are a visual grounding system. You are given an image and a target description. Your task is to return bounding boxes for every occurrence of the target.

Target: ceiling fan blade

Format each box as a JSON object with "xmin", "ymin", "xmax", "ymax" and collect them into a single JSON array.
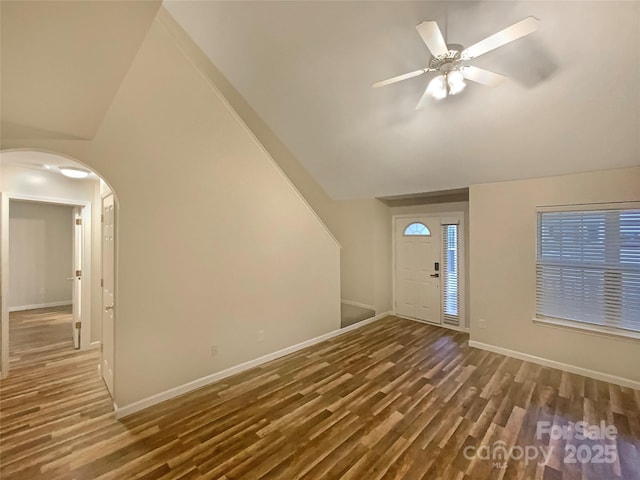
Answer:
[
  {"xmin": 415, "ymin": 84, "xmax": 433, "ymax": 110},
  {"xmin": 462, "ymin": 16, "xmax": 539, "ymax": 60},
  {"xmin": 372, "ymin": 68, "xmax": 430, "ymax": 88},
  {"xmin": 416, "ymin": 21, "xmax": 449, "ymax": 57},
  {"xmin": 462, "ymin": 66, "xmax": 508, "ymax": 87}
]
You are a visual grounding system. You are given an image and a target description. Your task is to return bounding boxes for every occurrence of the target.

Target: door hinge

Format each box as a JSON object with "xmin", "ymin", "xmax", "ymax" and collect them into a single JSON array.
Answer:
[
  {"xmin": 100, "ymin": 278, "xmax": 104, "ymax": 287},
  {"xmin": 100, "ymin": 343, "xmax": 104, "ymax": 353},
  {"xmin": 75, "ymin": 218, "xmax": 82, "ymax": 226},
  {"xmin": 101, "ymin": 214, "xmax": 104, "ymax": 222},
  {"xmin": 75, "ymin": 322, "xmax": 81, "ymax": 329},
  {"xmin": 76, "ymin": 270, "xmax": 82, "ymax": 277}
]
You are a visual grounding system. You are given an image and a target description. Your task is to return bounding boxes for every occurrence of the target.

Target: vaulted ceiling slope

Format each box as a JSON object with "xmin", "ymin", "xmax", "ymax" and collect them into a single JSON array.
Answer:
[
  {"xmin": 165, "ymin": 1, "xmax": 640, "ymax": 199},
  {"xmin": 1, "ymin": 0, "xmax": 161, "ymax": 140}
]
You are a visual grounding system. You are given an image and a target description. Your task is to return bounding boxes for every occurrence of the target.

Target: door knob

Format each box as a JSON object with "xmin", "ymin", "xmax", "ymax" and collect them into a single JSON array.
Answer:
[
  {"xmin": 105, "ymin": 305, "xmax": 114, "ymax": 311},
  {"xmin": 430, "ymin": 273, "xmax": 440, "ymax": 278}
]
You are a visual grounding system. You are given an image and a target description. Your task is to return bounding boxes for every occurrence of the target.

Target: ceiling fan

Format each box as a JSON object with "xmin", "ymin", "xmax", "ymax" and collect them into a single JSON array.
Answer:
[{"xmin": 372, "ymin": 16, "xmax": 539, "ymax": 108}]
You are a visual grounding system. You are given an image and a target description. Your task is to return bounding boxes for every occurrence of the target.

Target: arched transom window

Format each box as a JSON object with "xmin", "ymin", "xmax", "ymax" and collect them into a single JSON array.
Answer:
[{"xmin": 403, "ymin": 222, "xmax": 431, "ymax": 236}]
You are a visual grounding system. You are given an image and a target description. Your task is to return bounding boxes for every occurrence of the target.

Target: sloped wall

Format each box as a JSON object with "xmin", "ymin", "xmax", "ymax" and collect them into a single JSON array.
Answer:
[
  {"xmin": 2, "ymin": 18, "xmax": 340, "ymax": 407},
  {"xmin": 158, "ymin": 8, "xmax": 392, "ymax": 313}
]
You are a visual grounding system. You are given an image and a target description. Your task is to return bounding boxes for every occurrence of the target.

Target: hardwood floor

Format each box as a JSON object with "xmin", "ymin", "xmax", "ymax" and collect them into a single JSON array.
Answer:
[{"xmin": 1, "ymin": 308, "xmax": 639, "ymax": 479}]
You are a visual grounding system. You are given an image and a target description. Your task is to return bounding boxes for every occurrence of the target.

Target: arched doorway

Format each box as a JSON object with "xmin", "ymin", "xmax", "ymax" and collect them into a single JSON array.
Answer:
[{"xmin": 1, "ymin": 149, "xmax": 118, "ymax": 399}]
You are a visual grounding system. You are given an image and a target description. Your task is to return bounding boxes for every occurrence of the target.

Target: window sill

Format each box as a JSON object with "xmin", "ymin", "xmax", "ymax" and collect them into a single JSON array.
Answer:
[{"xmin": 533, "ymin": 317, "xmax": 640, "ymax": 342}]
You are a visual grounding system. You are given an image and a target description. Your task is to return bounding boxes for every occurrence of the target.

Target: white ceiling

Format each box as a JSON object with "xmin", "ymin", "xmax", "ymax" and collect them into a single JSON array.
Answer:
[
  {"xmin": 1, "ymin": 151, "xmax": 99, "ymax": 180},
  {"xmin": 165, "ymin": 1, "xmax": 640, "ymax": 199},
  {"xmin": 1, "ymin": 1, "xmax": 160, "ymax": 140}
]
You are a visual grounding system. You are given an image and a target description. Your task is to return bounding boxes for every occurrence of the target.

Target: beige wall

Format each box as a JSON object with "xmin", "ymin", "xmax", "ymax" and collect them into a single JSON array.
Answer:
[
  {"xmin": 330, "ymin": 198, "xmax": 392, "ymax": 312},
  {"xmin": 334, "ymin": 199, "xmax": 374, "ymax": 306},
  {"xmin": 9, "ymin": 201, "xmax": 73, "ymax": 309},
  {"xmin": 2, "ymin": 18, "xmax": 341, "ymax": 407},
  {"xmin": 469, "ymin": 167, "xmax": 640, "ymax": 382},
  {"xmin": 389, "ymin": 201, "xmax": 470, "ymax": 328},
  {"xmin": 373, "ymin": 200, "xmax": 392, "ymax": 313}
]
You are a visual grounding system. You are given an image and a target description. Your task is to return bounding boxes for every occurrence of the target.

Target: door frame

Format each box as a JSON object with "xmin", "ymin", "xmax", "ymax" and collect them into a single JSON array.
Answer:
[
  {"xmin": 71, "ymin": 206, "xmax": 83, "ymax": 350},
  {"xmin": 392, "ymin": 215, "xmax": 443, "ymax": 325},
  {"xmin": 100, "ymin": 193, "xmax": 116, "ymax": 398},
  {"xmin": 391, "ymin": 212, "xmax": 467, "ymax": 331},
  {"xmin": 0, "ymin": 193, "xmax": 92, "ymax": 378}
]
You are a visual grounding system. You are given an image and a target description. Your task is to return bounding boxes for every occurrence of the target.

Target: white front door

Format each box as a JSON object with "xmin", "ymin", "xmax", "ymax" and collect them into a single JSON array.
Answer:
[
  {"xmin": 71, "ymin": 207, "xmax": 83, "ymax": 349},
  {"xmin": 394, "ymin": 216, "xmax": 441, "ymax": 324},
  {"xmin": 101, "ymin": 195, "xmax": 115, "ymax": 396}
]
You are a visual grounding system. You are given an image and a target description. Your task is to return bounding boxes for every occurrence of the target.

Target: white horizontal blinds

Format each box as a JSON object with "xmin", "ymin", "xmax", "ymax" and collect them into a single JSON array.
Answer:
[
  {"xmin": 442, "ymin": 224, "xmax": 459, "ymax": 326},
  {"xmin": 536, "ymin": 209, "xmax": 640, "ymax": 333}
]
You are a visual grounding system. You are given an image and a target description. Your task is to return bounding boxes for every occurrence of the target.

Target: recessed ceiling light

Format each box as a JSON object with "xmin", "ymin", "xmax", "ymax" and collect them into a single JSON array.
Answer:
[{"xmin": 59, "ymin": 167, "xmax": 90, "ymax": 179}]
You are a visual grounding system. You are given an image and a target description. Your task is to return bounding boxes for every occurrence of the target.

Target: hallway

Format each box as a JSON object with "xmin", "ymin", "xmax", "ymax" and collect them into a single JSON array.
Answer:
[{"xmin": 0, "ymin": 307, "xmax": 113, "ymax": 479}]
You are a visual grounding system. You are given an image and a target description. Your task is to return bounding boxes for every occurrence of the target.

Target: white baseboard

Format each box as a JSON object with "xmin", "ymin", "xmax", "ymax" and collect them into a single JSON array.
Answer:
[
  {"xmin": 397, "ymin": 315, "xmax": 470, "ymax": 333},
  {"xmin": 8, "ymin": 301, "xmax": 72, "ymax": 312},
  {"xmin": 341, "ymin": 299, "xmax": 375, "ymax": 310},
  {"xmin": 115, "ymin": 311, "xmax": 392, "ymax": 419},
  {"xmin": 339, "ymin": 311, "xmax": 389, "ymax": 333},
  {"xmin": 468, "ymin": 340, "xmax": 640, "ymax": 391}
]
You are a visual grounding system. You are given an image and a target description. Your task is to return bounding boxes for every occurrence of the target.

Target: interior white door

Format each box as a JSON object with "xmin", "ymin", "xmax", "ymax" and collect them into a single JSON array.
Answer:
[
  {"xmin": 101, "ymin": 195, "xmax": 115, "ymax": 396},
  {"xmin": 71, "ymin": 207, "xmax": 83, "ymax": 349},
  {"xmin": 395, "ymin": 216, "xmax": 442, "ymax": 323}
]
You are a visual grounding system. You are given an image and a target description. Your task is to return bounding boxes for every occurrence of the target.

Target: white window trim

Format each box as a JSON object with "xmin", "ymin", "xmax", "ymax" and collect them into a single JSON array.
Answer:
[
  {"xmin": 537, "ymin": 201, "xmax": 640, "ymax": 213},
  {"xmin": 534, "ymin": 201, "xmax": 640, "ymax": 340},
  {"xmin": 533, "ymin": 316, "xmax": 640, "ymax": 342}
]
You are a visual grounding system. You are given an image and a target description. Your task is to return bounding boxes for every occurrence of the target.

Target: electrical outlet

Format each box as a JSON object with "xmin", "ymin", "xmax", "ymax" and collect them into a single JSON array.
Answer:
[
  {"xmin": 257, "ymin": 330, "xmax": 264, "ymax": 342},
  {"xmin": 210, "ymin": 345, "xmax": 218, "ymax": 357},
  {"xmin": 478, "ymin": 319, "xmax": 487, "ymax": 329}
]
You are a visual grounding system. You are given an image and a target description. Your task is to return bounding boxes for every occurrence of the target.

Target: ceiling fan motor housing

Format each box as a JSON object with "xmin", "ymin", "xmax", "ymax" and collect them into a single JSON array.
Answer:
[{"xmin": 429, "ymin": 44, "xmax": 465, "ymax": 72}]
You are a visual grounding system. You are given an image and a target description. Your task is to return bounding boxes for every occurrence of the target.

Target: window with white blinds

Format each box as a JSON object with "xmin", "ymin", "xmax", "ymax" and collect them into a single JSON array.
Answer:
[
  {"xmin": 442, "ymin": 224, "xmax": 460, "ymax": 326},
  {"xmin": 536, "ymin": 208, "xmax": 640, "ymax": 334}
]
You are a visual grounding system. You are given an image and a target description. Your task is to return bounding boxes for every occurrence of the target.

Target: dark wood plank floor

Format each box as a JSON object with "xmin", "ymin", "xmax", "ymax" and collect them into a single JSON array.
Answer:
[{"xmin": 1, "ymin": 308, "xmax": 639, "ymax": 479}]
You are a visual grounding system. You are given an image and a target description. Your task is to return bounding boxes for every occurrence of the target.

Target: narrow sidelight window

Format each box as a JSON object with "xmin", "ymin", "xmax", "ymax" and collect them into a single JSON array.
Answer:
[{"xmin": 442, "ymin": 224, "xmax": 460, "ymax": 326}]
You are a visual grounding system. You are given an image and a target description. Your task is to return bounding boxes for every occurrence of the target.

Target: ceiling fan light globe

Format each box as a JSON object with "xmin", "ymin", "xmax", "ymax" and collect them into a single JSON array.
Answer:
[
  {"xmin": 447, "ymin": 70, "xmax": 467, "ymax": 95},
  {"xmin": 427, "ymin": 75, "xmax": 447, "ymax": 100}
]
